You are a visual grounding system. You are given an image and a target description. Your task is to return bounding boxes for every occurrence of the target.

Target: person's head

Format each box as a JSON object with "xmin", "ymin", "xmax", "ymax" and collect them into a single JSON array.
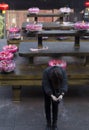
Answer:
[{"xmin": 49, "ymin": 67, "xmax": 63, "ymax": 88}]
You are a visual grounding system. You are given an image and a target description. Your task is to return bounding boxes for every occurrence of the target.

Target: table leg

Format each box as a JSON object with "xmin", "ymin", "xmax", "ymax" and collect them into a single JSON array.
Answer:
[
  {"xmin": 38, "ymin": 36, "xmax": 42, "ymax": 48},
  {"xmin": 12, "ymin": 86, "xmax": 22, "ymax": 101},
  {"xmin": 74, "ymin": 36, "xmax": 80, "ymax": 48},
  {"xmin": 59, "ymin": 16, "xmax": 63, "ymax": 24},
  {"xmin": 29, "ymin": 57, "xmax": 34, "ymax": 64},
  {"xmin": 34, "ymin": 16, "xmax": 38, "ymax": 23}
]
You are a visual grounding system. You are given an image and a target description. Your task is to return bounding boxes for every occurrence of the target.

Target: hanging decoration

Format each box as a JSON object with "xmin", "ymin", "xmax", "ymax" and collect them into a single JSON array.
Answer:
[
  {"xmin": 0, "ymin": 15, "xmax": 4, "ymax": 38},
  {"xmin": 85, "ymin": 1, "xmax": 89, "ymax": 7},
  {"xmin": 0, "ymin": 3, "xmax": 9, "ymax": 10},
  {"xmin": 0, "ymin": 3, "xmax": 9, "ymax": 14}
]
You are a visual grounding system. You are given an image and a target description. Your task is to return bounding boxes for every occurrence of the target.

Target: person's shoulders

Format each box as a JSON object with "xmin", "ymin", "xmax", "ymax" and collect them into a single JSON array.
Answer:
[
  {"xmin": 56, "ymin": 66, "xmax": 67, "ymax": 75},
  {"xmin": 44, "ymin": 66, "xmax": 63, "ymax": 71},
  {"xmin": 43, "ymin": 66, "xmax": 65, "ymax": 73},
  {"xmin": 55, "ymin": 66, "xmax": 64, "ymax": 71},
  {"xmin": 43, "ymin": 66, "xmax": 52, "ymax": 73}
]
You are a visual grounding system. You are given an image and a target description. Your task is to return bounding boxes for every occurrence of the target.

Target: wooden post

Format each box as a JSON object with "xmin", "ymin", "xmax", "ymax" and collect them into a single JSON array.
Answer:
[
  {"xmin": 12, "ymin": 86, "xmax": 22, "ymax": 101},
  {"xmin": 34, "ymin": 16, "xmax": 38, "ymax": 23},
  {"xmin": 74, "ymin": 36, "xmax": 80, "ymax": 48},
  {"xmin": 38, "ymin": 34, "xmax": 42, "ymax": 48},
  {"xmin": 59, "ymin": 16, "xmax": 63, "ymax": 24}
]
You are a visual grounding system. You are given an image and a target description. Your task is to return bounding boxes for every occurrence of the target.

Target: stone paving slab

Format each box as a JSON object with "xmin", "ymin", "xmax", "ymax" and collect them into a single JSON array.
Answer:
[{"xmin": 0, "ymin": 86, "xmax": 89, "ymax": 130}]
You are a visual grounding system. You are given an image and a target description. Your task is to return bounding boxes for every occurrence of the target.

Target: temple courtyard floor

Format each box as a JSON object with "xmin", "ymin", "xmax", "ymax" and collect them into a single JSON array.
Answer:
[{"xmin": 0, "ymin": 85, "xmax": 89, "ymax": 130}]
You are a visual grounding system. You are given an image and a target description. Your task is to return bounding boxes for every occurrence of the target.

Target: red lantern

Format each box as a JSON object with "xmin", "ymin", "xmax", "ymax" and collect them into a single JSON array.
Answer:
[
  {"xmin": 85, "ymin": 1, "xmax": 89, "ymax": 7},
  {"xmin": 0, "ymin": 3, "xmax": 9, "ymax": 10}
]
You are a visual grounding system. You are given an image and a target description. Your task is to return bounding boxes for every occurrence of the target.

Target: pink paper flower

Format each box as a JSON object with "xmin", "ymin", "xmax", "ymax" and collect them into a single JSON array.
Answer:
[
  {"xmin": 0, "ymin": 60, "xmax": 16, "ymax": 73},
  {"xmin": 59, "ymin": 7, "xmax": 72, "ymax": 13},
  {"xmin": 48, "ymin": 59, "xmax": 67, "ymax": 69},
  {"xmin": 9, "ymin": 27, "xmax": 20, "ymax": 33},
  {"xmin": 28, "ymin": 7, "xmax": 40, "ymax": 14},
  {"xmin": 74, "ymin": 21, "xmax": 89, "ymax": 30},
  {"xmin": 26, "ymin": 23, "xmax": 43, "ymax": 31},
  {"xmin": 3, "ymin": 45, "xmax": 18, "ymax": 53},
  {"xmin": 0, "ymin": 51, "xmax": 14, "ymax": 60}
]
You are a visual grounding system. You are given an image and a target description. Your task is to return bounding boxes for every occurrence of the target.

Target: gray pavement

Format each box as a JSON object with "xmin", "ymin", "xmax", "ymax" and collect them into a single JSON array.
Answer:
[{"xmin": 0, "ymin": 85, "xmax": 89, "ymax": 130}]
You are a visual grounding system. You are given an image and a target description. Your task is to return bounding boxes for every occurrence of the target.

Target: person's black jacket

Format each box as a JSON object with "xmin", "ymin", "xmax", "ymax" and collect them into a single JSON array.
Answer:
[{"xmin": 42, "ymin": 66, "xmax": 68, "ymax": 97}]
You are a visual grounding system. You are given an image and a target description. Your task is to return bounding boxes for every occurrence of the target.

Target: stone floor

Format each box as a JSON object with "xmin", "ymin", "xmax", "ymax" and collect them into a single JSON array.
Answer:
[{"xmin": 0, "ymin": 85, "xmax": 89, "ymax": 130}]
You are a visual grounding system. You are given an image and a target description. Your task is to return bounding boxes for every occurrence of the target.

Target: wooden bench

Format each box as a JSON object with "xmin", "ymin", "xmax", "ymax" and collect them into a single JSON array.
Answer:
[
  {"xmin": 1, "ymin": 55, "xmax": 89, "ymax": 101},
  {"xmin": 19, "ymin": 41, "xmax": 89, "ymax": 64},
  {"xmin": 22, "ymin": 22, "xmax": 74, "ymax": 31},
  {"xmin": 0, "ymin": 41, "xmax": 89, "ymax": 101},
  {"xmin": 27, "ymin": 13, "xmax": 66, "ymax": 23},
  {"xmin": 37, "ymin": 30, "xmax": 89, "ymax": 48}
]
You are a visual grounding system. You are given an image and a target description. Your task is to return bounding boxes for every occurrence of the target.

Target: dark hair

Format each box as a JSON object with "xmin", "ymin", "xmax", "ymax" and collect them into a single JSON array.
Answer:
[{"xmin": 49, "ymin": 67, "xmax": 63, "ymax": 88}]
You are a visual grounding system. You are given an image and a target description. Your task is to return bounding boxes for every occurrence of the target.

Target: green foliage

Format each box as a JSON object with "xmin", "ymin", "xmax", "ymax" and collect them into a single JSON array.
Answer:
[{"xmin": 0, "ymin": 14, "xmax": 4, "ymax": 39}]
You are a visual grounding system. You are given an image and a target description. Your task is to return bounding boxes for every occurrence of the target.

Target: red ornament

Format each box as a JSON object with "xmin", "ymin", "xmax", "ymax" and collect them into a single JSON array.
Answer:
[
  {"xmin": 0, "ymin": 3, "xmax": 9, "ymax": 10},
  {"xmin": 85, "ymin": 1, "xmax": 89, "ymax": 7}
]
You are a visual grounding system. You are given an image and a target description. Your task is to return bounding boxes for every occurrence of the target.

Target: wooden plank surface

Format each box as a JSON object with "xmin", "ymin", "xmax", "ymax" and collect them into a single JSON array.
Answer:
[
  {"xmin": 19, "ymin": 41, "xmax": 89, "ymax": 57},
  {"xmin": 37, "ymin": 30, "xmax": 89, "ymax": 36},
  {"xmin": 27, "ymin": 13, "xmax": 64, "ymax": 17},
  {"xmin": 37, "ymin": 30, "xmax": 89, "ymax": 47},
  {"xmin": 22, "ymin": 22, "xmax": 74, "ymax": 30},
  {"xmin": 1, "ymin": 40, "xmax": 89, "ymax": 86}
]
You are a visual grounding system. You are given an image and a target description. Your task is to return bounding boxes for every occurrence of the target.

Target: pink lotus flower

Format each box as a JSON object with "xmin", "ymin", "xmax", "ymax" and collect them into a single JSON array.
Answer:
[
  {"xmin": 26, "ymin": 23, "xmax": 43, "ymax": 31},
  {"xmin": 0, "ymin": 60, "xmax": 16, "ymax": 73},
  {"xmin": 0, "ymin": 51, "xmax": 14, "ymax": 60},
  {"xmin": 74, "ymin": 21, "xmax": 89, "ymax": 30},
  {"xmin": 3, "ymin": 44, "xmax": 18, "ymax": 53},
  {"xmin": 59, "ymin": 7, "xmax": 72, "ymax": 13},
  {"xmin": 9, "ymin": 27, "xmax": 20, "ymax": 33},
  {"xmin": 28, "ymin": 7, "xmax": 40, "ymax": 14},
  {"xmin": 48, "ymin": 59, "xmax": 67, "ymax": 69}
]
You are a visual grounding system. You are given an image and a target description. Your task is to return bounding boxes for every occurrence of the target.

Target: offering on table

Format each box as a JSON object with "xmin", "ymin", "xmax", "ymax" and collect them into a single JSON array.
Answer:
[
  {"xmin": 9, "ymin": 27, "xmax": 20, "ymax": 33},
  {"xmin": 3, "ymin": 44, "xmax": 18, "ymax": 53},
  {"xmin": 0, "ymin": 60, "xmax": 16, "ymax": 73},
  {"xmin": 74, "ymin": 21, "xmax": 89, "ymax": 30},
  {"xmin": 59, "ymin": 7, "xmax": 72, "ymax": 14},
  {"xmin": 48, "ymin": 59, "xmax": 67, "ymax": 69},
  {"xmin": 8, "ymin": 26, "xmax": 21, "ymax": 40},
  {"xmin": 28, "ymin": 7, "xmax": 40, "ymax": 14},
  {"xmin": 26, "ymin": 23, "xmax": 43, "ymax": 31},
  {"xmin": 0, "ymin": 51, "xmax": 14, "ymax": 60}
]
